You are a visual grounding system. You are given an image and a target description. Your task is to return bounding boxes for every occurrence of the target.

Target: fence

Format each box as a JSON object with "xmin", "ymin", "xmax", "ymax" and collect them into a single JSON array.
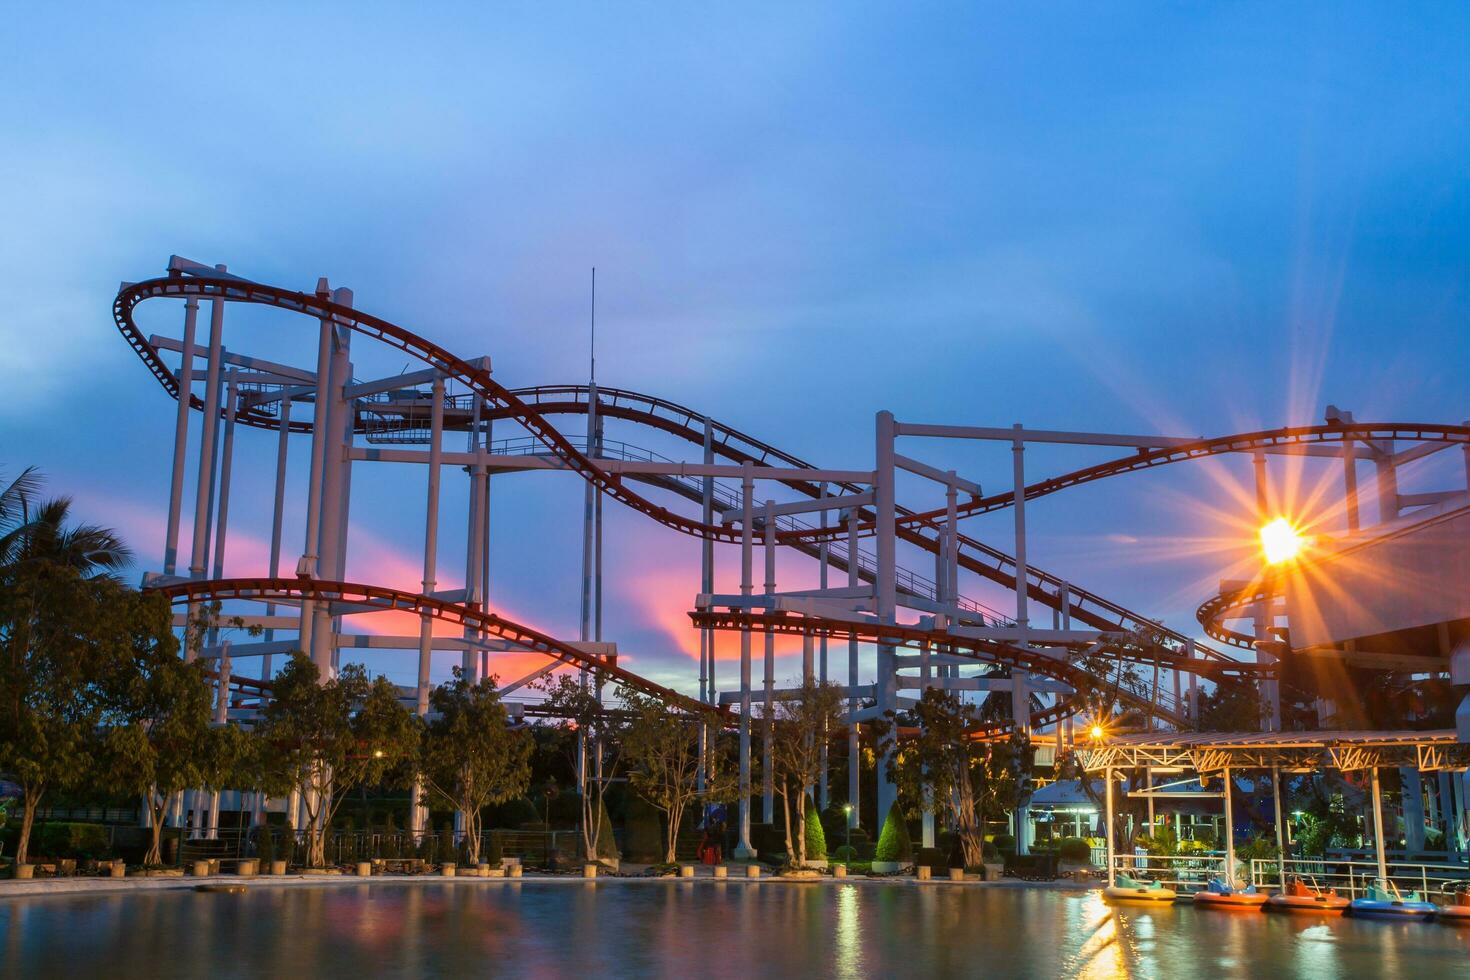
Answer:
[
  {"xmin": 1110, "ymin": 853, "xmax": 1228, "ymax": 891},
  {"xmin": 171, "ymin": 826, "xmax": 587, "ymax": 867},
  {"xmin": 1249, "ymin": 857, "xmax": 1470, "ymax": 900}
]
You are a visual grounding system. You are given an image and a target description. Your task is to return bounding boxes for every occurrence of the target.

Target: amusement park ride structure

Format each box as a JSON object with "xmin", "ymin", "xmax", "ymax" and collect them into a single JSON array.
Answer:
[{"xmin": 116, "ymin": 257, "xmax": 1470, "ymax": 856}]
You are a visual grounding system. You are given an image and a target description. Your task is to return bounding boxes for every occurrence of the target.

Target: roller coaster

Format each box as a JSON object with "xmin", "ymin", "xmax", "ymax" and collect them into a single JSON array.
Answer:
[{"xmin": 115, "ymin": 256, "xmax": 1470, "ymax": 854}]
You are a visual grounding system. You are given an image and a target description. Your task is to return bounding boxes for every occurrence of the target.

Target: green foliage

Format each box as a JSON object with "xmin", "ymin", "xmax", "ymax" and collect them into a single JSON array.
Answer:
[
  {"xmin": 619, "ymin": 686, "xmax": 732, "ymax": 864},
  {"xmin": 625, "ymin": 794, "xmax": 664, "ymax": 863},
  {"xmin": 874, "ymin": 807, "xmax": 913, "ymax": 863},
  {"xmin": 495, "ymin": 797, "xmax": 541, "ymax": 829},
  {"xmin": 538, "ymin": 673, "xmax": 627, "ymax": 863},
  {"xmin": 831, "ymin": 844, "xmax": 859, "ymax": 863},
  {"xmin": 1058, "ymin": 837, "xmax": 1092, "ymax": 862},
  {"xmin": 804, "ymin": 805, "xmax": 827, "ymax": 861},
  {"xmin": 421, "ymin": 669, "xmax": 532, "ymax": 866},
  {"xmin": 1233, "ymin": 833, "xmax": 1280, "ymax": 863},
  {"xmin": 257, "ymin": 825, "xmax": 275, "ymax": 866},
  {"xmin": 253, "ymin": 655, "xmax": 421, "ymax": 867},
  {"xmin": 1135, "ymin": 823, "xmax": 1179, "ymax": 856},
  {"xmin": 992, "ymin": 833, "xmax": 1016, "ymax": 853},
  {"xmin": 593, "ymin": 795, "xmax": 620, "ymax": 861},
  {"xmin": 1196, "ymin": 679, "xmax": 1265, "ymax": 732},
  {"xmin": 879, "ymin": 688, "xmax": 1034, "ymax": 869},
  {"xmin": 35, "ymin": 822, "xmax": 110, "ymax": 859}
]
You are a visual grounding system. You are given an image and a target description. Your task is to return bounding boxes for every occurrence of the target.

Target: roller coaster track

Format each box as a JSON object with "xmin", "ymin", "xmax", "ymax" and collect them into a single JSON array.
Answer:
[
  {"xmin": 1196, "ymin": 583, "xmax": 1276, "ymax": 649},
  {"xmin": 115, "ymin": 271, "xmax": 1317, "ymax": 691},
  {"xmin": 151, "ymin": 577, "xmax": 724, "ymax": 718},
  {"xmin": 119, "ymin": 278, "xmax": 1242, "ymax": 673},
  {"xmin": 690, "ymin": 609, "xmax": 1195, "ymax": 730}
]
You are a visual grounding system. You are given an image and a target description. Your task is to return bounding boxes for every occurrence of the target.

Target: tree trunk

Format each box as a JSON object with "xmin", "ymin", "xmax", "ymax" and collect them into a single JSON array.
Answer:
[
  {"xmin": 795, "ymin": 794, "xmax": 808, "ymax": 867},
  {"xmin": 16, "ymin": 793, "xmax": 39, "ymax": 866},
  {"xmin": 464, "ymin": 807, "xmax": 481, "ymax": 865},
  {"xmin": 144, "ymin": 793, "xmax": 172, "ymax": 866}
]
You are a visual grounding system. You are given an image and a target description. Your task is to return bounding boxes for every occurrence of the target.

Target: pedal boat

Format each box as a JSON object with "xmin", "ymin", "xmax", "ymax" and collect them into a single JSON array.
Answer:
[
  {"xmin": 1103, "ymin": 872, "xmax": 1177, "ymax": 903},
  {"xmin": 1435, "ymin": 887, "xmax": 1470, "ymax": 925},
  {"xmin": 1191, "ymin": 877, "xmax": 1267, "ymax": 911},
  {"xmin": 1347, "ymin": 883, "xmax": 1436, "ymax": 921},
  {"xmin": 1264, "ymin": 878, "xmax": 1347, "ymax": 915}
]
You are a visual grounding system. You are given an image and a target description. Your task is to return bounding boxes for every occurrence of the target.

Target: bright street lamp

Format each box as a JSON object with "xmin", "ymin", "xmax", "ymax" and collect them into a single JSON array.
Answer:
[{"xmin": 843, "ymin": 803, "xmax": 853, "ymax": 856}]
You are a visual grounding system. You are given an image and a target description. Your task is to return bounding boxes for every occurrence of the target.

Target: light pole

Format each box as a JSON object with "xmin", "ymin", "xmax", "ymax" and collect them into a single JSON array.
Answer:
[{"xmin": 844, "ymin": 803, "xmax": 853, "ymax": 856}]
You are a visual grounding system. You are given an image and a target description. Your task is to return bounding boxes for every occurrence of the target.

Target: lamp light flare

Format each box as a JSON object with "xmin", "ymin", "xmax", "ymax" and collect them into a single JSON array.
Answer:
[
  {"xmin": 1260, "ymin": 516, "xmax": 1305, "ymax": 564},
  {"xmin": 1089, "ymin": 724, "xmax": 1104, "ymax": 741}
]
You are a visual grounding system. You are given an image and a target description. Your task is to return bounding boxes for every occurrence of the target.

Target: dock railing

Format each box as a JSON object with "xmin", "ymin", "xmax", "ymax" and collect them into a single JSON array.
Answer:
[
  {"xmin": 1250, "ymin": 857, "xmax": 1470, "ymax": 899},
  {"xmin": 1110, "ymin": 853, "xmax": 1228, "ymax": 892}
]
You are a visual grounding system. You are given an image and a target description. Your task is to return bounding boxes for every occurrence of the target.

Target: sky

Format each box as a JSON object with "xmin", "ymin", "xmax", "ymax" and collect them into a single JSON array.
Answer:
[{"xmin": 3, "ymin": 3, "xmax": 1468, "ymax": 697}]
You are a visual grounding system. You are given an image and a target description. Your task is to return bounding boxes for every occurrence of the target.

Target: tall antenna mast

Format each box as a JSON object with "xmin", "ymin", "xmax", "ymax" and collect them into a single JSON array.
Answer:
[{"xmin": 589, "ymin": 266, "xmax": 596, "ymax": 383}]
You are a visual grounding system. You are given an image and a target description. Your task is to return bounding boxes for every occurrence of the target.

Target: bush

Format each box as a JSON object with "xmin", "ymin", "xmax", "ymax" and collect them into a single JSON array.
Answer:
[
  {"xmin": 1058, "ymin": 837, "xmax": 1092, "ymax": 862},
  {"xmin": 874, "ymin": 809, "xmax": 912, "ymax": 863},
  {"xmin": 991, "ymin": 833, "xmax": 1016, "ymax": 853},
  {"xmin": 256, "ymin": 825, "xmax": 275, "ymax": 866},
  {"xmin": 804, "ymin": 807, "xmax": 827, "ymax": 861},
  {"xmin": 593, "ymin": 796, "xmax": 620, "ymax": 862},
  {"xmin": 484, "ymin": 830, "xmax": 503, "ymax": 865},
  {"xmin": 983, "ymin": 841, "xmax": 1000, "ymax": 863},
  {"xmin": 1233, "ymin": 834, "xmax": 1279, "ymax": 863},
  {"xmin": 37, "ymin": 822, "xmax": 110, "ymax": 859},
  {"xmin": 914, "ymin": 847, "xmax": 947, "ymax": 871},
  {"xmin": 495, "ymin": 797, "xmax": 542, "ymax": 830},
  {"xmin": 625, "ymin": 796, "xmax": 663, "ymax": 862},
  {"xmin": 831, "ymin": 845, "xmax": 859, "ymax": 863}
]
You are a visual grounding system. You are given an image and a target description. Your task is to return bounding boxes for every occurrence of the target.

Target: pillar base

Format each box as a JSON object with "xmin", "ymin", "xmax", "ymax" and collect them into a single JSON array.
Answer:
[{"xmin": 733, "ymin": 845, "xmax": 757, "ymax": 860}]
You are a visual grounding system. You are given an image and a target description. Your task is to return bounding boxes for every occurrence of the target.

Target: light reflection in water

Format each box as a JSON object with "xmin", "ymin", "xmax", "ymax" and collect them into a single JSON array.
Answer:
[{"xmin": 3, "ymin": 883, "xmax": 1468, "ymax": 978}]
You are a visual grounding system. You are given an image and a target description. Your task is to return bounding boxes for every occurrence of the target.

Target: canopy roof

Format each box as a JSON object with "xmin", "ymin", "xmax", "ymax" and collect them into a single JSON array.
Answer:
[{"xmin": 1075, "ymin": 729, "xmax": 1470, "ymax": 774}]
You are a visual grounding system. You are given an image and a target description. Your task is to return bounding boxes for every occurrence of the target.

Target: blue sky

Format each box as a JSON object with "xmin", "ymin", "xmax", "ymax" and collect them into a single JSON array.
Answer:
[{"xmin": 3, "ymin": 3, "xmax": 1468, "ymax": 693}]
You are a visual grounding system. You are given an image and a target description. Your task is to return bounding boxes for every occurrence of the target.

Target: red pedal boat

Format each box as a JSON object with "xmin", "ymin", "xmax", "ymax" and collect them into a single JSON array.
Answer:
[{"xmin": 1265, "ymin": 877, "xmax": 1348, "ymax": 915}]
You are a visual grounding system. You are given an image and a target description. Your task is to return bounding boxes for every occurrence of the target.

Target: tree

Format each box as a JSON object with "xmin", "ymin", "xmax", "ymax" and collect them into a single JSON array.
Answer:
[
  {"xmin": 880, "ymin": 688, "xmax": 1035, "ymax": 868},
  {"xmin": 766, "ymin": 679, "xmax": 844, "ymax": 867},
  {"xmin": 618, "ymin": 687, "xmax": 735, "ymax": 864},
  {"xmin": 420, "ymin": 669, "xmax": 533, "ymax": 865},
  {"xmin": 0, "ymin": 567, "xmax": 119, "ymax": 865},
  {"xmin": 253, "ymin": 655, "xmax": 420, "ymax": 867},
  {"xmin": 539, "ymin": 673, "xmax": 624, "ymax": 864},
  {"xmin": 98, "ymin": 589, "xmax": 216, "ymax": 865}
]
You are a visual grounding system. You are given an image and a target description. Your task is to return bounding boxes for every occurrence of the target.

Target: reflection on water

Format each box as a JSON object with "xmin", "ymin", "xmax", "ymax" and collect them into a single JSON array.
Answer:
[{"xmin": 3, "ymin": 883, "xmax": 1468, "ymax": 979}]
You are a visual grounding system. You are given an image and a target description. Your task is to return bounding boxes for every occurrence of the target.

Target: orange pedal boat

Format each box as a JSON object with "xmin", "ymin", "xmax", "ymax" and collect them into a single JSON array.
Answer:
[
  {"xmin": 1436, "ymin": 886, "xmax": 1470, "ymax": 925},
  {"xmin": 1192, "ymin": 877, "xmax": 1268, "ymax": 910},
  {"xmin": 1265, "ymin": 877, "xmax": 1348, "ymax": 915}
]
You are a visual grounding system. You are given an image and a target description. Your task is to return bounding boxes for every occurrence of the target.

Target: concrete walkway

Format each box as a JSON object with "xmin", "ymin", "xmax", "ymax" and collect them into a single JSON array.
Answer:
[{"xmin": 0, "ymin": 869, "xmax": 1100, "ymax": 899}]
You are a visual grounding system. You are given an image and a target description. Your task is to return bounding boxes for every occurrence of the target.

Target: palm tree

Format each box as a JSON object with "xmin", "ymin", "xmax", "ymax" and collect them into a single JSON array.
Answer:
[{"xmin": 0, "ymin": 468, "xmax": 132, "ymax": 579}]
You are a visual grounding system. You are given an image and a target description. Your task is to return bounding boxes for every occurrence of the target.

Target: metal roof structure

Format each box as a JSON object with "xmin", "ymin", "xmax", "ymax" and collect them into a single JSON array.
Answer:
[{"xmin": 1076, "ymin": 729, "xmax": 1470, "ymax": 774}]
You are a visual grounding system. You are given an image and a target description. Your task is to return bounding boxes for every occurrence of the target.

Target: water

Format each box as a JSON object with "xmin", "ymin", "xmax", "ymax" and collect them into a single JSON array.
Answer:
[{"xmin": 3, "ymin": 881, "xmax": 1468, "ymax": 978}]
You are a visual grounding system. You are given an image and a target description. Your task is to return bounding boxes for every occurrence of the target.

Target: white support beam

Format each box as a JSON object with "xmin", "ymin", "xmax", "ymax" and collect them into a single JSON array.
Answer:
[
  {"xmin": 892, "ymin": 454, "xmax": 982, "ymax": 496},
  {"xmin": 894, "ymin": 420, "xmax": 1351, "ymax": 458},
  {"xmin": 150, "ymin": 335, "xmax": 317, "ymax": 383},
  {"xmin": 718, "ymin": 490, "xmax": 874, "ymax": 525}
]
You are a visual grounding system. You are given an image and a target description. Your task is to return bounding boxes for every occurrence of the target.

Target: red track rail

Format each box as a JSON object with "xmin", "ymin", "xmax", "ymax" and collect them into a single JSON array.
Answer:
[
  {"xmin": 690, "ymin": 609, "xmax": 1199, "ymax": 730},
  {"xmin": 151, "ymin": 577, "xmax": 725, "ymax": 719}
]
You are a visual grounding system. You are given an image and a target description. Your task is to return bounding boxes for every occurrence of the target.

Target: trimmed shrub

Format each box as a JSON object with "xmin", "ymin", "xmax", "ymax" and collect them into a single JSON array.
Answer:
[
  {"xmin": 484, "ymin": 829, "xmax": 503, "ymax": 865},
  {"xmin": 594, "ymin": 796, "xmax": 620, "ymax": 862},
  {"xmin": 831, "ymin": 845, "xmax": 859, "ymax": 863},
  {"xmin": 804, "ymin": 807, "xmax": 827, "ymax": 861},
  {"xmin": 991, "ymin": 833, "xmax": 1016, "ymax": 853},
  {"xmin": 1058, "ymin": 837, "xmax": 1092, "ymax": 862},
  {"xmin": 874, "ymin": 809, "xmax": 913, "ymax": 863}
]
